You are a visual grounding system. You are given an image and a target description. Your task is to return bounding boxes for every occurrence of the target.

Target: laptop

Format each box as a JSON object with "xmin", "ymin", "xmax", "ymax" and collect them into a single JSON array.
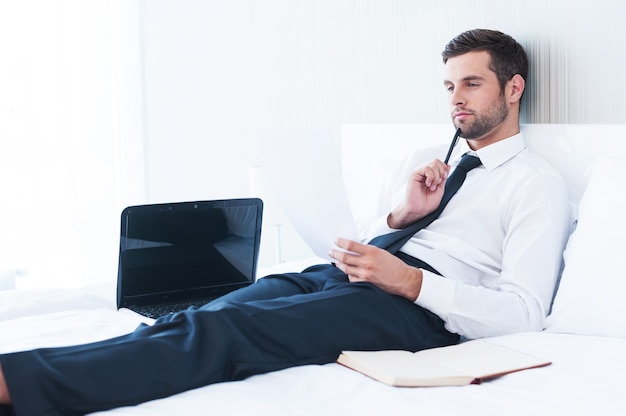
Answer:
[{"xmin": 116, "ymin": 198, "xmax": 263, "ymax": 319}]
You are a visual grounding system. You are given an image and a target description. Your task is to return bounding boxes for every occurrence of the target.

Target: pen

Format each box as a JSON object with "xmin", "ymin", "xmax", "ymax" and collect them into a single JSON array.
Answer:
[{"xmin": 444, "ymin": 128, "xmax": 462, "ymax": 164}]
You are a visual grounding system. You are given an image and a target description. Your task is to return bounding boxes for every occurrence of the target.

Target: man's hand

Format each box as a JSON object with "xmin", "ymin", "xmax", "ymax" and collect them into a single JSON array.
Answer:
[
  {"xmin": 0, "ymin": 363, "xmax": 10, "ymax": 404},
  {"xmin": 388, "ymin": 159, "xmax": 450, "ymax": 229},
  {"xmin": 330, "ymin": 238, "xmax": 423, "ymax": 301}
]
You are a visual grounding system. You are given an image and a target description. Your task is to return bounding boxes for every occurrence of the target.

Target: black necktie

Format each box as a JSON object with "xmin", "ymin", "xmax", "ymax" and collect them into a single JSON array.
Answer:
[{"xmin": 368, "ymin": 154, "xmax": 482, "ymax": 254}]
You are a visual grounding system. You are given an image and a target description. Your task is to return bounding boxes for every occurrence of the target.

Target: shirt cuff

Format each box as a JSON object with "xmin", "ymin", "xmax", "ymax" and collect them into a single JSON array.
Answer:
[{"xmin": 414, "ymin": 270, "xmax": 455, "ymax": 322}]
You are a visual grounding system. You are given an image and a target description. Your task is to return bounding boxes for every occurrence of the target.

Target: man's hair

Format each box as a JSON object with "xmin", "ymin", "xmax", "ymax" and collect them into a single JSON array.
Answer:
[{"xmin": 442, "ymin": 29, "xmax": 528, "ymax": 94}]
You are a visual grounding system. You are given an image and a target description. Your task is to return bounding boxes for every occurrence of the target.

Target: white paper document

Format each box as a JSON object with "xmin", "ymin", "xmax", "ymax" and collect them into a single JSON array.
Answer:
[{"xmin": 260, "ymin": 128, "xmax": 360, "ymax": 260}]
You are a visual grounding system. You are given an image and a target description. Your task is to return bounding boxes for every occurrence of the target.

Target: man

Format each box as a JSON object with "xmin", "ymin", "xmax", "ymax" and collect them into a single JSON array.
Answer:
[{"xmin": 0, "ymin": 29, "xmax": 571, "ymax": 415}]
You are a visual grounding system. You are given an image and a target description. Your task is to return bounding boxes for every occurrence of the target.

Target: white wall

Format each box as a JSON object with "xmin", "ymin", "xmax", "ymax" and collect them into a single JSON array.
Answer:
[
  {"xmin": 139, "ymin": 0, "xmax": 626, "ymax": 266},
  {"xmin": 0, "ymin": 1, "xmax": 144, "ymax": 288}
]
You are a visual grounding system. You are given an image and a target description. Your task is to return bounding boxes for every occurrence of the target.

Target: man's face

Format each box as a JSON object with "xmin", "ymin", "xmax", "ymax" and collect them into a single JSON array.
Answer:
[{"xmin": 444, "ymin": 51, "xmax": 509, "ymax": 144}]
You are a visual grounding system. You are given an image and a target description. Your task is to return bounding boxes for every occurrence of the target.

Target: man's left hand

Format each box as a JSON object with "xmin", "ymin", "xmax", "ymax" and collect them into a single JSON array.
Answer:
[{"xmin": 329, "ymin": 238, "xmax": 423, "ymax": 301}]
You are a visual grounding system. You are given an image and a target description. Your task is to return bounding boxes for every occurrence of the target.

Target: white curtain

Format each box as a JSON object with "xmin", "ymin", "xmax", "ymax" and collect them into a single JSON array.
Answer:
[{"xmin": 0, "ymin": 0, "xmax": 145, "ymax": 289}]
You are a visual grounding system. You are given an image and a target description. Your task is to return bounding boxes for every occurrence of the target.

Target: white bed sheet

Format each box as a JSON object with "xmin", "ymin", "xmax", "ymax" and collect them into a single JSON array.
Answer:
[{"xmin": 1, "ymin": 286, "xmax": 623, "ymax": 415}]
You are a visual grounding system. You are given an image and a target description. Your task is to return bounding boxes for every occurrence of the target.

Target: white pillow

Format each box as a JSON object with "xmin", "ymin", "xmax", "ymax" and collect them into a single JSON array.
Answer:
[{"xmin": 545, "ymin": 157, "xmax": 626, "ymax": 338}]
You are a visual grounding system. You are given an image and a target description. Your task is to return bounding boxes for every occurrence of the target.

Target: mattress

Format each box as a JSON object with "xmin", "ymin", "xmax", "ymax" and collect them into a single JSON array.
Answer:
[{"xmin": 1, "ymin": 286, "xmax": 623, "ymax": 415}]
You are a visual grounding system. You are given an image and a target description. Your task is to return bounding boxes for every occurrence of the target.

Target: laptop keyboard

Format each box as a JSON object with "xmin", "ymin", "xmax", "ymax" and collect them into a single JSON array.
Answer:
[{"xmin": 132, "ymin": 298, "xmax": 216, "ymax": 319}]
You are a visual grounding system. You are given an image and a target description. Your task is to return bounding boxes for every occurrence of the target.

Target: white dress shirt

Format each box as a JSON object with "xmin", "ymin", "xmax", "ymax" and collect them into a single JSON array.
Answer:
[{"xmin": 361, "ymin": 133, "xmax": 572, "ymax": 339}]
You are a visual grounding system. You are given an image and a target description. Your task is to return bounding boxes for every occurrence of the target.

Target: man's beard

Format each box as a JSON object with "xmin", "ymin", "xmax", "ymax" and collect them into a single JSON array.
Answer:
[{"xmin": 454, "ymin": 95, "xmax": 509, "ymax": 140}]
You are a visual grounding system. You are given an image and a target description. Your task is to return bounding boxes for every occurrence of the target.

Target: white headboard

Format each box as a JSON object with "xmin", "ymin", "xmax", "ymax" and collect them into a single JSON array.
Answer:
[{"xmin": 341, "ymin": 124, "xmax": 626, "ymax": 219}]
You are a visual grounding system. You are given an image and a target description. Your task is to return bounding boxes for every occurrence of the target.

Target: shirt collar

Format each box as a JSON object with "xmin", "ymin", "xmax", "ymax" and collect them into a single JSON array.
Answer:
[{"xmin": 451, "ymin": 132, "xmax": 526, "ymax": 171}]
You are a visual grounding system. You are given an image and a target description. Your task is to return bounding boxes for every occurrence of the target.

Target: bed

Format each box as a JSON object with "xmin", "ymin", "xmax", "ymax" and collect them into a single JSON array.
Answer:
[{"xmin": 2, "ymin": 124, "xmax": 626, "ymax": 415}]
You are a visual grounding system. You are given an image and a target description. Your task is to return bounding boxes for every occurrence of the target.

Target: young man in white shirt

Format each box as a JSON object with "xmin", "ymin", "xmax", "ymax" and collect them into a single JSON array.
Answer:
[
  {"xmin": 334, "ymin": 39, "xmax": 570, "ymax": 339},
  {"xmin": 0, "ymin": 29, "xmax": 571, "ymax": 415}
]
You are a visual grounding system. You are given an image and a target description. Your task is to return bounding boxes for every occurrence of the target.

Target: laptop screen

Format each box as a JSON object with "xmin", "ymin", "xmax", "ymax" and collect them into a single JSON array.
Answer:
[{"xmin": 117, "ymin": 198, "xmax": 263, "ymax": 308}]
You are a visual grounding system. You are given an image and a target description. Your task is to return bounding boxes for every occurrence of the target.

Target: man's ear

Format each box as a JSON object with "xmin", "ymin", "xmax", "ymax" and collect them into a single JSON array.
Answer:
[{"xmin": 508, "ymin": 74, "xmax": 525, "ymax": 103}]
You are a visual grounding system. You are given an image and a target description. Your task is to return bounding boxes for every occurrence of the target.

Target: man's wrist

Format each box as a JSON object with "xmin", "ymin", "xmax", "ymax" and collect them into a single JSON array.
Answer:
[
  {"xmin": 0, "ymin": 363, "xmax": 11, "ymax": 404},
  {"xmin": 388, "ymin": 208, "xmax": 427, "ymax": 230},
  {"xmin": 387, "ymin": 212, "xmax": 401, "ymax": 229},
  {"xmin": 387, "ymin": 210, "xmax": 411, "ymax": 229},
  {"xmin": 403, "ymin": 267, "xmax": 423, "ymax": 302}
]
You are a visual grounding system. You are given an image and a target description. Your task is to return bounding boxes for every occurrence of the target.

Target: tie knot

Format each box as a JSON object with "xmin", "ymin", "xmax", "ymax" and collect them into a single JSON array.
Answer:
[{"xmin": 455, "ymin": 154, "xmax": 481, "ymax": 173}]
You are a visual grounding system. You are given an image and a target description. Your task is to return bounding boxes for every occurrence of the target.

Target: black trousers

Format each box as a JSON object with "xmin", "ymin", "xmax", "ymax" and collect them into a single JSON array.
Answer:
[{"xmin": 1, "ymin": 264, "xmax": 459, "ymax": 416}]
